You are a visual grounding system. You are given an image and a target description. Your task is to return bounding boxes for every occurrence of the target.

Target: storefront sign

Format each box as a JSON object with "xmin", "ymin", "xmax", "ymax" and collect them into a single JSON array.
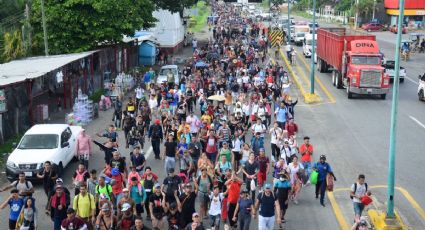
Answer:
[{"xmin": 0, "ymin": 89, "xmax": 7, "ymax": 113}]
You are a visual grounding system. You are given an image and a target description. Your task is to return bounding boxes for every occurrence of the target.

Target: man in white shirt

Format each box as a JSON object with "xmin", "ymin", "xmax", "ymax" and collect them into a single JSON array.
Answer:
[
  {"xmin": 251, "ymin": 119, "xmax": 266, "ymax": 138},
  {"xmin": 192, "ymin": 38, "xmax": 198, "ymax": 52},
  {"xmin": 285, "ymin": 43, "xmax": 292, "ymax": 60},
  {"xmin": 135, "ymin": 86, "xmax": 144, "ymax": 109},
  {"xmin": 350, "ymin": 174, "xmax": 368, "ymax": 223},
  {"xmin": 269, "ymin": 122, "xmax": 282, "ymax": 161}
]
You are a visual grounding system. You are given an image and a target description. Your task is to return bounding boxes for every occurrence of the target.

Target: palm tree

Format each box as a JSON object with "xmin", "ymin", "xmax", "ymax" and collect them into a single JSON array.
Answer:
[{"xmin": 2, "ymin": 29, "xmax": 25, "ymax": 62}]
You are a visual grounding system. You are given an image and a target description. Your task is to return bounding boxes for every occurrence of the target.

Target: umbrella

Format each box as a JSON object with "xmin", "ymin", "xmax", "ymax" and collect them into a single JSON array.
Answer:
[
  {"xmin": 208, "ymin": 95, "xmax": 226, "ymax": 101},
  {"xmin": 195, "ymin": 61, "xmax": 209, "ymax": 68}
]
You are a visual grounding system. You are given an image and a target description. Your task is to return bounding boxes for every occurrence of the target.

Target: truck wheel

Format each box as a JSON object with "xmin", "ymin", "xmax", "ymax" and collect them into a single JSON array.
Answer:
[
  {"xmin": 347, "ymin": 82, "xmax": 353, "ymax": 99},
  {"xmin": 335, "ymin": 72, "xmax": 343, "ymax": 89},
  {"xmin": 332, "ymin": 71, "xmax": 336, "ymax": 86},
  {"xmin": 400, "ymin": 78, "xmax": 404, "ymax": 83},
  {"xmin": 419, "ymin": 90, "xmax": 424, "ymax": 101},
  {"xmin": 380, "ymin": 94, "xmax": 387, "ymax": 100}
]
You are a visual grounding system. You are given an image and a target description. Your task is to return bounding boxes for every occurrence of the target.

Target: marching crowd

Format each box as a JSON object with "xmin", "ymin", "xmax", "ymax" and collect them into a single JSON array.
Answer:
[{"xmin": 0, "ymin": 1, "xmax": 374, "ymax": 230}]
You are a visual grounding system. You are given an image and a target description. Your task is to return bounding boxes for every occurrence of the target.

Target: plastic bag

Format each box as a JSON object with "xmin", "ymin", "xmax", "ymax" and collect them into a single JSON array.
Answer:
[
  {"xmin": 310, "ymin": 171, "xmax": 319, "ymax": 185},
  {"xmin": 250, "ymin": 179, "xmax": 256, "ymax": 191}
]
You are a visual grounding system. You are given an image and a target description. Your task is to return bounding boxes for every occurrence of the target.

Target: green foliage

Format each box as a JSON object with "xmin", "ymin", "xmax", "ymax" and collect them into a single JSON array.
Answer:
[
  {"xmin": 2, "ymin": 30, "xmax": 25, "ymax": 62},
  {"xmin": 89, "ymin": 89, "xmax": 105, "ymax": 103},
  {"xmin": 156, "ymin": 0, "xmax": 198, "ymax": 14},
  {"xmin": 0, "ymin": 134, "xmax": 23, "ymax": 166},
  {"xmin": 30, "ymin": 0, "xmax": 156, "ymax": 55},
  {"xmin": 188, "ymin": 1, "xmax": 210, "ymax": 33}
]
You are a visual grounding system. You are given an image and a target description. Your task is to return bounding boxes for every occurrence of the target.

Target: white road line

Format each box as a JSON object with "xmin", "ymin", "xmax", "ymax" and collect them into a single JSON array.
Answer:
[
  {"xmin": 409, "ymin": 115, "xmax": 425, "ymax": 130},
  {"xmin": 145, "ymin": 146, "xmax": 153, "ymax": 159},
  {"xmin": 405, "ymin": 76, "xmax": 419, "ymax": 85}
]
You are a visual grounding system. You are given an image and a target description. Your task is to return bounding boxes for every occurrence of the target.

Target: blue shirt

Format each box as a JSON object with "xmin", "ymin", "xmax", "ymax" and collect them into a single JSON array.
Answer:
[
  {"xmin": 314, "ymin": 162, "xmax": 333, "ymax": 182},
  {"xmin": 276, "ymin": 107, "xmax": 287, "ymax": 123},
  {"xmin": 144, "ymin": 73, "xmax": 151, "ymax": 83},
  {"xmin": 130, "ymin": 184, "xmax": 146, "ymax": 204},
  {"xmin": 8, "ymin": 198, "xmax": 24, "ymax": 221},
  {"xmin": 257, "ymin": 193, "xmax": 276, "ymax": 217}
]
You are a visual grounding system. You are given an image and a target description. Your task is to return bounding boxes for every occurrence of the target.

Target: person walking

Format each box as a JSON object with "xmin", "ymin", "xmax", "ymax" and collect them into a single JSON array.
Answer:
[
  {"xmin": 61, "ymin": 208, "xmax": 87, "ymax": 230},
  {"xmin": 269, "ymin": 122, "xmax": 282, "ymax": 161},
  {"xmin": 76, "ymin": 129, "xmax": 92, "ymax": 169},
  {"xmin": 0, "ymin": 172, "xmax": 35, "ymax": 198},
  {"xmin": 149, "ymin": 119, "xmax": 164, "ymax": 160},
  {"xmin": 73, "ymin": 184, "xmax": 96, "ymax": 229},
  {"xmin": 0, "ymin": 189, "xmax": 24, "ymax": 230},
  {"xmin": 49, "ymin": 185, "xmax": 70, "ymax": 230},
  {"xmin": 224, "ymin": 173, "xmax": 243, "ymax": 229},
  {"xmin": 254, "ymin": 183, "xmax": 281, "ymax": 230},
  {"xmin": 37, "ymin": 160, "xmax": 58, "ymax": 209},
  {"xmin": 288, "ymin": 156, "xmax": 304, "ymax": 204},
  {"xmin": 313, "ymin": 155, "xmax": 336, "ymax": 207},
  {"xmin": 233, "ymin": 188, "xmax": 254, "ymax": 230},
  {"xmin": 351, "ymin": 174, "xmax": 369, "ymax": 223},
  {"xmin": 300, "ymin": 136, "xmax": 313, "ymax": 182},
  {"xmin": 274, "ymin": 172, "xmax": 291, "ymax": 225}
]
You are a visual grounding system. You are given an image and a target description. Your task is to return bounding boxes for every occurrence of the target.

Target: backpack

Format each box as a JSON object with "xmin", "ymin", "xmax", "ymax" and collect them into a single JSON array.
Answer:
[
  {"xmin": 96, "ymin": 184, "xmax": 113, "ymax": 200},
  {"xmin": 350, "ymin": 182, "xmax": 368, "ymax": 199},
  {"xmin": 151, "ymin": 125, "xmax": 161, "ymax": 139},
  {"xmin": 14, "ymin": 180, "xmax": 30, "ymax": 190},
  {"xmin": 75, "ymin": 193, "xmax": 93, "ymax": 216}
]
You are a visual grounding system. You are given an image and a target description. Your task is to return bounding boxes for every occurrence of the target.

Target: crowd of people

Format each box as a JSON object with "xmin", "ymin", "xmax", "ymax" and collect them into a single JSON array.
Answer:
[{"xmin": 0, "ymin": 1, "xmax": 375, "ymax": 230}]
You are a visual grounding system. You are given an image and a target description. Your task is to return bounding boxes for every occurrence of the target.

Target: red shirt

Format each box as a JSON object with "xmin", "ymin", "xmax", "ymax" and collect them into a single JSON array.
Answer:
[
  {"xmin": 61, "ymin": 217, "xmax": 86, "ymax": 229},
  {"xmin": 257, "ymin": 156, "xmax": 269, "ymax": 173},
  {"xmin": 285, "ymin": 123, "xmax": 298, "ymax": 137},
  {"xmin": 112, "ymin": 173, "xmax": 125, "ymax": 195},
  {"xmin": 300, "ymin": 144, "xmax": 314, "ymax": 162},
  {"xmin": 227, "ymin": 181, "xmax": 242, "ymax": 204}
]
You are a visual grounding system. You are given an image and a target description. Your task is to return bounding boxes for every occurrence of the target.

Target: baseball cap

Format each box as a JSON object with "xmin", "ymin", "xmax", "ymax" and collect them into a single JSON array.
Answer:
[
  {"xmin": 121, "ymin": 203, "xmax": 131, "ymax": 212},
  {"xmin": 168, "ymin": 168, "xmax": 175, "ymax": 173},
  {"xmin": 155, "ymin": 183, "xmax": 161, "ymax": 188},
  {"xmin": 122, "ymin": 188, "xmax": 129, "ymax": 192},
  {"xmin": 264, "ymin": 183, "xmax": 272, "ymax": 189},
  {"xmin": 56, "ymin": 178, "xmax": 64, "ymax": 184},
  {"xmin": 359, "ymin": 220, "xmax": 367, "ymax": 226},
  {"xmin": 192, "ymin": 212, "xmax": 200, "ymax": 217},
  {"xmin": 320, "ymin": 155, "xmax": 326, "ymax": 160}
]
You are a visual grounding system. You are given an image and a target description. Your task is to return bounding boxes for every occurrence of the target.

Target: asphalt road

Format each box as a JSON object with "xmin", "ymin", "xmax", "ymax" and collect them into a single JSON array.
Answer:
[{"xmin": 285, "ymin": 15, "xmax": 425, "ymax": 229}]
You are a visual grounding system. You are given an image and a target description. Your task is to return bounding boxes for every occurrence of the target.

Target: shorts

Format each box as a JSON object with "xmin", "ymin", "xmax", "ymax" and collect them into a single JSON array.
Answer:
[
  {"xmin": 233, "ymin": 151, "xmax": 241, "ymax": 161},
  {"xmin": 353, "ymin": 202, "xmax": 365, "ymax": 216},
  {"xmin": 9, "ymin": 219, "xmax": 17, "ymax": 230},
  {"xmin": 136, "ymin": 203, "xmax": 144, "ymax": 214}
]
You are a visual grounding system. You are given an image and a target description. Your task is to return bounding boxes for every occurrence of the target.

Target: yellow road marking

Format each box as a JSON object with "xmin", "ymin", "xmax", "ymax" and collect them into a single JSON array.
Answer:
[
  {"xmin": 296, "ymin": 51, "xmax": 337, "ymax": 103},
  {"xmin": 327, "ymin": 191, "xmax": 351, "ymax": 230},
  {"xmin": 270, "ymin": 57, "xmax": 276, "ymax": 65},
  {"xmin": 332, "ymin": 185, "xmax": 425, "ymax": 222}
]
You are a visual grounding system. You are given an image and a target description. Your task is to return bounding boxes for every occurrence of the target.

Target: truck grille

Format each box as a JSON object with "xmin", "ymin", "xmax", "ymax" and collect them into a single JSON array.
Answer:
[
  {"xmin": 360, "ymin": 70, "xmax": 382, "ymax": 87},
  {"xmin": 18, "ymin": 164, "xmax": 38, "ymax": 170}
]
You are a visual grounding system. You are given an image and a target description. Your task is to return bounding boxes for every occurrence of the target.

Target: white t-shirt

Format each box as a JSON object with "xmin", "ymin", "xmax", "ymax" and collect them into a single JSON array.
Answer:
[
  {"xmin": 251, "ymin": 123, "xmax": 266, "ymax": 137},
  {"xmin": 351, "ymin": 182, "xmax": 367, "ymax": 203},
  {"xmin": 135, "ymin": 88, "xmax": 143, "ymax": 99},
  {"xmin": 288, "ymin": 162, "xmax": 304, "ymax": 184},
  {"xmin": 242, "ymin": 104, "xmax": 251, "ymax": 116},
  {"xmin": 192, "ymin": 40, "xmax": 198, "ymax": 48},
  {"xmin": 148, "ymin": 99, "xmax": 157, "ymax": 109},
  {"xmin": 280, "ymin": 146, "xmax": 294, "ymax": 159},
  {"xmin": 242, "ymin": 76, "xmax": 250, "ymax": 84},
  {"xmin": 232, "ymin": 138, "xmax": 243, "ymax": 152},
  {"xmin": 209, "ymin": 193, "xmax": 224, "ymax": 215},
  {"xmin": 270, "ymin": 127, "xmax": 282, "ymax": 144}
]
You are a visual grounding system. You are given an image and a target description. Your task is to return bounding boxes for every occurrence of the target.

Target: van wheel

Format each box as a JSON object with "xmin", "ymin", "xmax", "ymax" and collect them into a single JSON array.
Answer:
[
  {"xmin": 335, "ymin": 72, "xmax": 343, "ymax": 89},
  {"xmin": 380, "ymin": 94, "xmax": 387, "ymax": 100},
  {"xmin": 400, "ymin": 78, "xmax": 404, "ymax": 83},
  {"xmin": 419, "ymin": 90, "xmax": 424, "ymax": 101}
]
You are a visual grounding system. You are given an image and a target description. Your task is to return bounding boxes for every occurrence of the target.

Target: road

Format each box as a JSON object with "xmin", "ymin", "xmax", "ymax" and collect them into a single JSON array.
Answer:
[{"xmin": 282, "ymin": 15, "xmax": 425, "ymax": 229}]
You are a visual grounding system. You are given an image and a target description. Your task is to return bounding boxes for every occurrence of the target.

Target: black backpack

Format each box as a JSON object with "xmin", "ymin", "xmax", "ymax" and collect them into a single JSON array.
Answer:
[
  {"xmin": 350, "ymin": 182, "xmax": 368, "ymax": 199},
  {"xmin": 151, "ymin": 125, "xmax": 161, "ymax": 139}
]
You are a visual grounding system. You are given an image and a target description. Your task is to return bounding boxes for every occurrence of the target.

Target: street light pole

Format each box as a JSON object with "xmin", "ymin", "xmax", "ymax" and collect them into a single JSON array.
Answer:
[
  {"xmin": 309, "ymin": 0, "xmax": 316, "ymax": 94},
  {"xmin": 386, "ymin": 0, "xmax": 405, "ymax": 219},
  {"xmin": 354, "ymin": 0, "xmax": 359, "ymax": 29},
  {"xmin": 41, "ymin": 0, "xmax": 49, "ymax": 56},
  {"xmin": 287, "ymin": 1, "xmax": 290, "ymax": 43}
]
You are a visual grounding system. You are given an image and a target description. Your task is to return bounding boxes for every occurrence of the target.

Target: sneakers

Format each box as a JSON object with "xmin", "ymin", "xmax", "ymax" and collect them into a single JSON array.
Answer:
[
  {"xmin": 294, "ymin": 200, "xmax": 298, "ymax": 205},
  {"xmin": 320, "ymin": 202, "xmax": 326, "ymax": 207}
]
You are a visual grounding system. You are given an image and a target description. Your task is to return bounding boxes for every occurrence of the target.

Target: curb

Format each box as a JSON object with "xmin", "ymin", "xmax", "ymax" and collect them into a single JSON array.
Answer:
[
  {"xmin": 278, "ymin": 48, "xmax": 321, "ymax": 104},
  {"xmin": 368, "ymin": 209, "xmax": 408, "ymax": 230}
]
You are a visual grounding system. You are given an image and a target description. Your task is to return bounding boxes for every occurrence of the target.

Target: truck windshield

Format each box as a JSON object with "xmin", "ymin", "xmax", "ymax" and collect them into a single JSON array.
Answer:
[
  {"xmin": 351, "ymin": 56, "xmax": 381, "ymax": 65},
  {"xmin": 18, "ymin": 134, "xmax": 58, "ymax": 149},
  {"xmin": 160, "ymin": 68, "xmax": 178, "ymax": 76}
]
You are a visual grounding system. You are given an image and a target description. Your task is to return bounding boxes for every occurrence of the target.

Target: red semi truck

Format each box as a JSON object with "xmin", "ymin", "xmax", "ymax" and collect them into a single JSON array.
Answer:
[{"xmin": 316, "ymin": 28, "xmax": 390, "ymax": 99}]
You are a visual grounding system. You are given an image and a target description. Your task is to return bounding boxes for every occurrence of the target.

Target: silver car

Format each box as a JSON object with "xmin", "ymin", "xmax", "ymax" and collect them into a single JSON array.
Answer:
[{"xmin": 156, "ymin": 65, "xmax": 180, "ymax": 85}]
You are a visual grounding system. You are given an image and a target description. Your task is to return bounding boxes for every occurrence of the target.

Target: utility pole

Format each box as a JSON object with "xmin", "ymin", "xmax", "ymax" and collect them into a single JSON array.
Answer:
[
  {"xmin": 310, "ymin": 0, "xmax": 316, "ymax": 94},
  {"xmin": 41, "ymin": 0, "xmax": 49, "ymax": 56},
  {"xmin": 24, "ymin": 2, "xmax": 32, "ymax": 56},
  {"xmin": 386, "ymin": 0, "xmax": 405, "ymax": 219},
  {"xmin": 372, "ymin": 0, "xmax": 376, "ymax": 21}
]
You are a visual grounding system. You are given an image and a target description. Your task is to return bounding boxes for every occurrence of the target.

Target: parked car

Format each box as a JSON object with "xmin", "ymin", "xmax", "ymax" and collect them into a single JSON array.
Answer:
[
  {"xmin": 156, "ymin": 65, "xmax": 181, "ymax": 85},
  {"xmin": 382, "ymin": 60, "xmax": 405, "ymax": 83},
  {"xmin": 6, "ymin": 124, "xmax": 82, "ymax": 181},
  {"xmin": 418, "ymin": 74, "xmax": 425, "ymax": 101},
  {"xmin": 390, "ymin": 25, "xmax": 407, "ymax": 34},
  {"xmin": 361, "ymin": 22, "xmax": 384, "ymax": 32}
]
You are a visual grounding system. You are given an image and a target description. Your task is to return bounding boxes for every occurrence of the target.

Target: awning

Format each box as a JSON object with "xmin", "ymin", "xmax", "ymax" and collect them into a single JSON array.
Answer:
[{"xmin": 0, "ymin": 51, "xmax": 97, "ymax": 87}]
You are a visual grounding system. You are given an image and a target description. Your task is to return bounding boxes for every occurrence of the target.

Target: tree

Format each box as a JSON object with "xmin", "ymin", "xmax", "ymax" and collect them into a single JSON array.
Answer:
[
  {"xmin": 155, "ymin": 0, "xmax": 198, "ymax": 15},
  {"xmin": 2, "ymin": 30, "xmax": 25, "ymax": 62},
  {"xmin": 30, "ymin": 0, "xmax": 156, "ymax": 55}
]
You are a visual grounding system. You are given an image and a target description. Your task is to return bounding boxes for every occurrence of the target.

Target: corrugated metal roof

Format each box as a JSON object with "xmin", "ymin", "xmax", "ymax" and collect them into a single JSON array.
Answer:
[{"xmin": 0, "ymin": 50, "xmax": 97, "ymax": 87}]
